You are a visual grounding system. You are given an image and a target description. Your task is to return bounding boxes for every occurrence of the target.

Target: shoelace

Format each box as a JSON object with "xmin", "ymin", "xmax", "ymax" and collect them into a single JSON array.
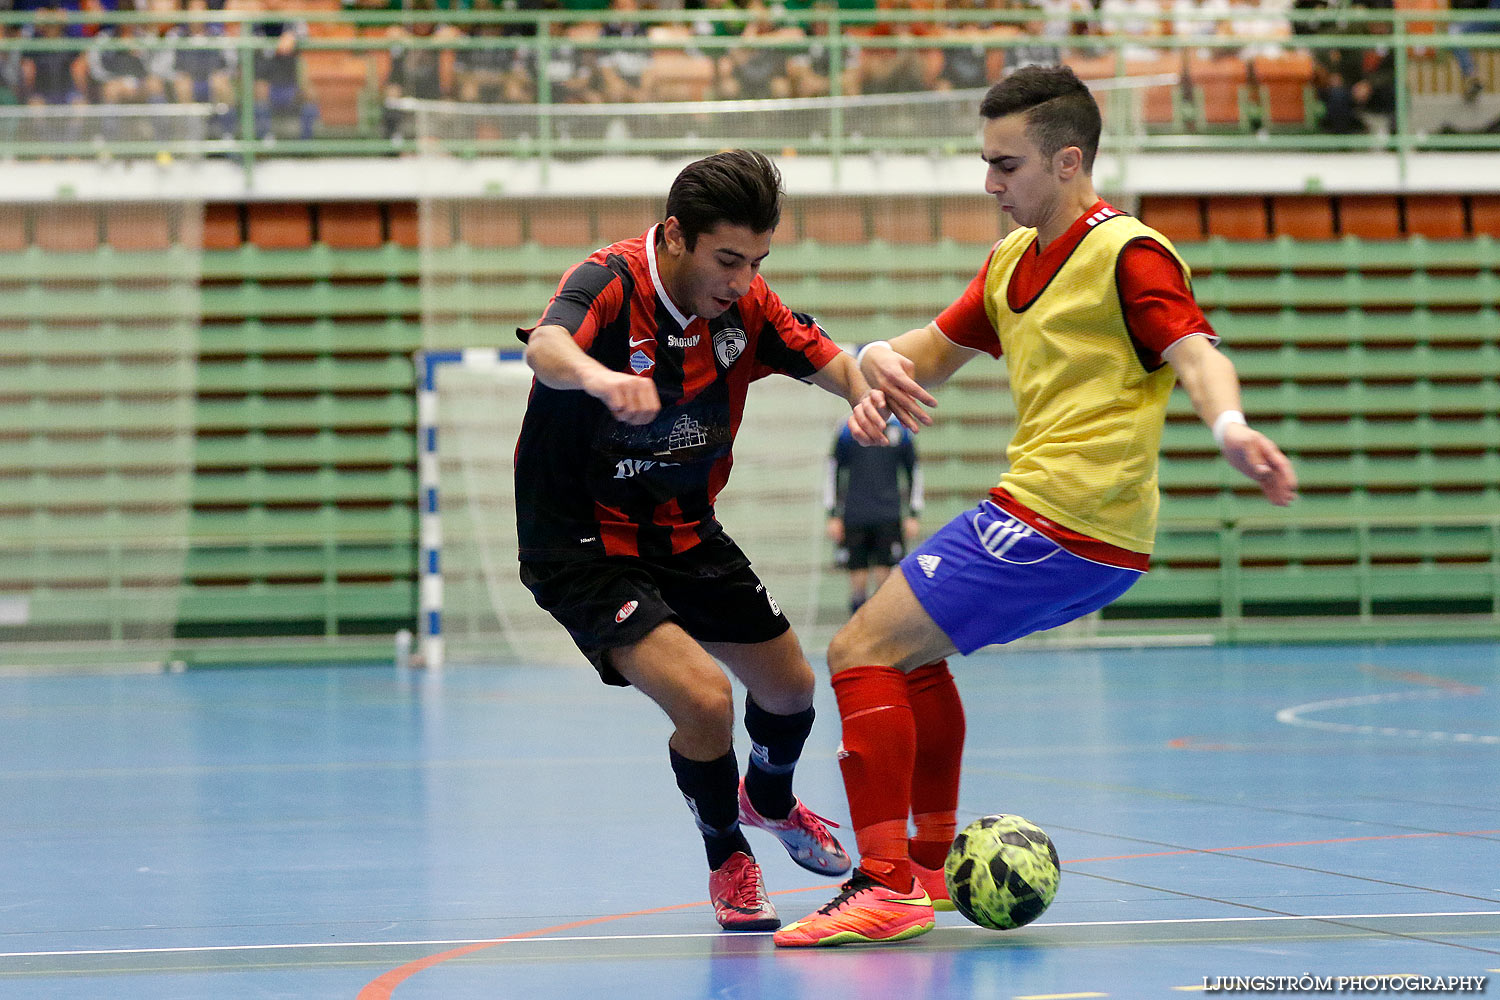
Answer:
[
  {"xmin": 726, "ymin": 859, "xmax": 770, "ymax": 909},
  {"xmin": 816, "ymin": 871, "xmax": 877, "ymax": 915},
  {"xmin": 789, "ymin": 802, "xmax": 842, "ymax": 844}
]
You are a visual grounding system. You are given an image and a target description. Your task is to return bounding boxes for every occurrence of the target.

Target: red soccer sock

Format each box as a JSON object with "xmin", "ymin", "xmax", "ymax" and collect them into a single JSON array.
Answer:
[
  {"xmin": 832, "ymin": 665, "xmax": 916, "ymax": 892},
  {"xmin": 905, "ymin": 659, "xmax": 965, "ymax": 871}
]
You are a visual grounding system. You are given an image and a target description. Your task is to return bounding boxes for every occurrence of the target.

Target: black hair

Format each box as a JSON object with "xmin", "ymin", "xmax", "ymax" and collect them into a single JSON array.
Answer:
[
  {"xmin": 664, "ymin": 149, "xmax": 783, "ymax": 250},
  {"xmin": 979, "ymin": 66, "xmax": 1102, "ymax": 172}
]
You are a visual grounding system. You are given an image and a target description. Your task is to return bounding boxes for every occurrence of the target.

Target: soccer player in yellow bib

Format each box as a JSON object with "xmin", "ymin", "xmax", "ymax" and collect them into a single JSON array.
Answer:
[{"xmin": 774, "ymin": 65, "xmax": 1298, "ymax": 948}]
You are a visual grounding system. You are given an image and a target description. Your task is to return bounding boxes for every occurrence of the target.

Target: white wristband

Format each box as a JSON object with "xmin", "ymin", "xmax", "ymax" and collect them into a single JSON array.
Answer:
[
  {"xmin": 1212, "ymin": 409, "xmax": 1247, "ymax": 448},
  {"xmin": 855, "ymin": 340, "xmax": 891, "ymax": 365}
]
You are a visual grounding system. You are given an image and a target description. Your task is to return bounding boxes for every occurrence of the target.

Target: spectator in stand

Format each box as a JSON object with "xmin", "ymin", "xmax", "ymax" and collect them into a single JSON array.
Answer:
[
  {"xmin": 715, "ymin": 0, "xmax": 798, "ymax": 99},
  {"xmin": 598, "ymin": 0, "xmax": 652, "ymax": 103},
  {"xmin": 379, "ymin": 0, "xmax": 459, "ymax": 139},
  {"xmin": 172, "ymin": 0, "xmax": 234, "ymax": 100},
  {"xmin": 1314, "ymin": 0, "xmax": 1395, "ymax": 133},
  {"xmin": 171, "ymin": 0, "xmax": 237, "ymax": 137},
  {"xmin": 1097, "ymin": 0, "xmax": 1169, "ymax": 61},
  {"xmin": 1, "ymin": 23, "xmax": 20, "ymax": 106},
  {"xmin": 541, "ymin": 17, "xmax": 609, "ymax": 105},
  {"xmin": 847, "ymin": 0, "xmax": 934, "ymax": 95},
  {"xmin": 782, "ymin": 1, "xmax": 857, "ymax": 98},
  {"xmin": 86, "ymin": 5, "xmax": 174, "ymax": 108},
  {"xmin": 1224, "ymin": 0, "xmax": 1291, "ymax": 59},
  {"xmin": 1006, "ymin": 1, "xmax": 1064, "ymax": 74},
  {"xmin": 454, "ymin": 0, "xmax": 537, "ymax": 104},
  {"xmin": 1173, "ymin": 0, "xmax": 1231, "ymax": 58},
  {"xmin": 244, "ymin": 0, "xmax": 319, "ymax": 139},
  {"xmin": 1450, "ymin": 0, "xmax": 1500, "ymax": 103},
  {"xmin": 20, "ymin": 6, "xmax": 87, "ymax": 106}
]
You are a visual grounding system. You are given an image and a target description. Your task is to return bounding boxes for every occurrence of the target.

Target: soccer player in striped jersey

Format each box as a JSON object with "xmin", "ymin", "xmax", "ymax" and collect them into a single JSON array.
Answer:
[
  {"xmin": 515, "ymin": 150, "xmax": 881, "ymax": 931},
  {"xmin": 776, "ymin": 66, "xmax": 1297, "ymax": 948}
]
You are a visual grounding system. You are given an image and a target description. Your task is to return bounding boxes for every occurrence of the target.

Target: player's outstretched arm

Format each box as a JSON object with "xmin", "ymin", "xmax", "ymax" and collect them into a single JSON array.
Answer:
[
  {"xmin": 855, "ymin": 325, "xmax": 975, "ymax": 437},
  {"xmin": 524, "ymin": 324, "xmax": 661, "ymax": 425},
  {"xmin": 1164, "ymin": 335, "xmax": 1298, "ymax": 506}
]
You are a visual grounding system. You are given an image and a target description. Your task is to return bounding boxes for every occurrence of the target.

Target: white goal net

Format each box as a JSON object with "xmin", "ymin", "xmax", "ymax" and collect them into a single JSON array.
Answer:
[{"xmin": 420, "ymin": 354, "xmax": 850, "ymax": 668}]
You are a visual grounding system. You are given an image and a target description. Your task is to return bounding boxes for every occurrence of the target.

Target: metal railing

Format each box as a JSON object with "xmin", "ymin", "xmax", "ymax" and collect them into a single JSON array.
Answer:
[{"xmin": 0, "ymin": 6, "xmax": 1496, "ymax": 177}]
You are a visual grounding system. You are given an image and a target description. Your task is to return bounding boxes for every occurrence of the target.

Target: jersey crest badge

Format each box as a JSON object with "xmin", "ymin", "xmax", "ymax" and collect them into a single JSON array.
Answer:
[{"xmin": 712, "ymin": 326, "xmax": 747, "ymax": 369}]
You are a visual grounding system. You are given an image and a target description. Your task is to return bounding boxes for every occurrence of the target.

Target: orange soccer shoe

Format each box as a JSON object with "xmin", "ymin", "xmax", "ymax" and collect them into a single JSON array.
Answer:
[
  {"xmin": 911, "ymin": 860, "xmax": 956, "ymax": 912},
  {"xmin": 773, "ymin": 870, "xmax": 935, "ymax": 947}
]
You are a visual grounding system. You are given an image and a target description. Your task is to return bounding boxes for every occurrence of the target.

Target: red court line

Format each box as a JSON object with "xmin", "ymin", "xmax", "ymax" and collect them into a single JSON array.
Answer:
[{"xmin": 357, "ymin": 826, "xmax": 1500, "ymax": 998}]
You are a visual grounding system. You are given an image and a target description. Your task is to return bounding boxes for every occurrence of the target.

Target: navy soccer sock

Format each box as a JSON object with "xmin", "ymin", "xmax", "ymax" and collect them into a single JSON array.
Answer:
[
  {"xmin": 668, "ymin": 745, "xmax": 752, "ymax": 870},
  {"xmin": 743, "ymin": 697, "xmax": 815, "ymax": 821}
]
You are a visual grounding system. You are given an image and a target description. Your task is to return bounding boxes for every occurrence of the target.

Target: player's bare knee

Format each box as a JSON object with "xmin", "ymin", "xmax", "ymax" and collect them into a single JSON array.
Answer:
[
  {"xmin": 826, "ymin": 623, "xmax": 874, "ymax": 676},
  {"xmin": 675, "ymin": 676, "xmax": 736, "ymax": 742}
]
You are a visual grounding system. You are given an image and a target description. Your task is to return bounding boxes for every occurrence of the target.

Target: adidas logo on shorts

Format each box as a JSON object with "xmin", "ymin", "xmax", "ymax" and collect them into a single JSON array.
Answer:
[{"xmin": 917, "ymin": 554, "xmax": 942, "ymax": 578}]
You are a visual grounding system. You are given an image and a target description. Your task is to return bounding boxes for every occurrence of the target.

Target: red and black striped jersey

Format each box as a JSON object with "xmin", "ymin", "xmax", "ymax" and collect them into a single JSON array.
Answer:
[{"xmin": 515, "ymin": 225, "xmax": 843, "ymax": 562}]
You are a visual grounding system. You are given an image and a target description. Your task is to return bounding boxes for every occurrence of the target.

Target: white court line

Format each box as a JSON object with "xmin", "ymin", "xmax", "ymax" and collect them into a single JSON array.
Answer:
[
  {"xmin": 5, "ymin": 910, "xmax": 1499, "ymax": 959},
  {"xmin": 1277, "ymin": 689, "xmax": 1500, "ymax": 745}
]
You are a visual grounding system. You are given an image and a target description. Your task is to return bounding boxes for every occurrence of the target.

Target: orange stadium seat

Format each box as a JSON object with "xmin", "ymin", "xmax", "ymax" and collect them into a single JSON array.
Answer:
[
  {"xmin": 1188, "ymin": 56, "xmax": 1250, "ymax": 130},
  {"xmin": 0, "ymin": 205, "xmax": 27, "ymax": 251},
  {"xmin": 871, "ymin": 200, "xmax": 937, "ymax": 244},
  {"xmin": 304, "ymin": 52, "xmax": 370, "ymax": 131},
  {"xmin": 1130, "ymin": 54, "xmax": 1183, "ymax": 129},
  {"xmin": 1270, "ymin": 195, "xmax": 1336, "ymax": 240},
  {"xmin": 202, "ymin": 203, "xmax": 243, "ymax": 250},
  {"xmin": 593, "ymin": 199, "xmax": 659, "ymax": 241},
  {"xmin": 1206, "ymin": 196, "xmax": 1270, "ymax": 240},
  {"xmin": 1253, "ymin": 52, "xmax": 1317, "ymax": 130},
  {"xmin": 388, "ymin": 202, "xmax": 423, "ymax": 249},
  {"xmin": 938, "ymin": 196, "xmax": 1002, "ymax": 244},
  {"xmin": 1471, "ymin": 195, "xmax": 1500, "ymax": 236},
  {"xmin": 797, "ymin": 199, "xmax": 870, "ymax": 244},
  {"xmin": 1338, "ymin": 195, "xmax": 1401, "ymax": 240},
  {"xmin": 104, "ymin": 204, "xmax": 173, "ymax": 251},
  {"xmin": 457, "ymin": 201, "xmax": 524, "ymax": 248},
  {"xmin": 1403, "ymin": 195, "xmax": 1467, "ymax": 239},
  {"xmin": 33, "ymin": 205, "xmax": 100, "ymax": 252},
  {"xmin": 1138, "ymin": 196, "xmax": 1205, "ymax": 243},
  {"xmin": 319, "ymin": 202, "xmax": 384, "ymax": 249},
  {"xmin": 529, "ymin": 199, "xmax": 594, "ymax": 248},
  {"xmin": 247, "ymin": 202, "xmax": 314, "ymax": 250}
]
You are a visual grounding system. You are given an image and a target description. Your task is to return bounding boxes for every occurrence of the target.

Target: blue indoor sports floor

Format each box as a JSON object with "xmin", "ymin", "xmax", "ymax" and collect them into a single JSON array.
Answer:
[{"xmin": 3, "ymin": 641, "xmax": 1498, "ymax": 999}]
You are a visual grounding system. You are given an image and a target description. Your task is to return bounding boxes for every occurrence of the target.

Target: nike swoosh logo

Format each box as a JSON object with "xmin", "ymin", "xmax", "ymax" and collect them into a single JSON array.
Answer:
[
  {"xmin": 629, "ymin": 336, "xmax": 653, "ymax": 348},
  {"xmin": 884, "ymin": 894, "xmax": 933, "ymax": 907}
]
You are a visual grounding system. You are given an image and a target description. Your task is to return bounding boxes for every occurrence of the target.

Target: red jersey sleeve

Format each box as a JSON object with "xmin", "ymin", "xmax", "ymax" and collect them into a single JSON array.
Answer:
[
  {"xmin": 748, "ymin": 279, "xmax": 843, "ymax": 380},
  {"xmin": 933, "ymin": 246, "xmax": 1003, "ymax": 358},
  {"xmin": 1117, "ymin": 239, "xmax": 1218, "ymax": 370},
  {"xmin": 517, "ymin": 258, "xmax": 627, "ymax": 353}
]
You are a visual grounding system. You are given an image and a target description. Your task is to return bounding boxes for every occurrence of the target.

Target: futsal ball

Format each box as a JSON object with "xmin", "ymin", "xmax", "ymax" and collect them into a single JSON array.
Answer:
[{"xmin": 944, "ymin": 814, "xmax": 1060, "ymax": 930}]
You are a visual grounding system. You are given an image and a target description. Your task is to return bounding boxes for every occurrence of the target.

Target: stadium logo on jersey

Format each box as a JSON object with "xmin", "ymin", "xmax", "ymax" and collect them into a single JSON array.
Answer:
[
  {"xmin": 615, "ymin": 600, "xmax": 639, "ymax": 623},
  {"xmin": 667, "ymin": 333, "xmax": 700, "ymax": 348},
  {"xmin": 630, "ymin": 350, "xmax": 654, "ymax": 374},
  {"xmin": 917, "ymin": 554, "xmax": 942, "ymax": 578},
  {"xmin": 666, "ymin": 415, "xmax": 707, "ymax": 452},
  {"xmin": 712, "ymin": 327, "xmax": 747, "ymax": 369}
]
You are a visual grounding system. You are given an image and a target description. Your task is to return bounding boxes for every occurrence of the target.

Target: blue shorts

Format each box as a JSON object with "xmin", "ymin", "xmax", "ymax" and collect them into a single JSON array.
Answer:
[{"xmin": 899, "ymin": 500, "xmax": 1143, "ymax": 654}]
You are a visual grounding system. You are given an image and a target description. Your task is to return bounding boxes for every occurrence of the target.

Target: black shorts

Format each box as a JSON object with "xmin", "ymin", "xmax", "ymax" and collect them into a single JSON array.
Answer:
[
  {"xmin": 843, "ymin": 521, "xmax": 906, "ymax": 570},
  {"xmin": 518, "ymin": 532, "xmax": 790, "ymax": 686}
]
